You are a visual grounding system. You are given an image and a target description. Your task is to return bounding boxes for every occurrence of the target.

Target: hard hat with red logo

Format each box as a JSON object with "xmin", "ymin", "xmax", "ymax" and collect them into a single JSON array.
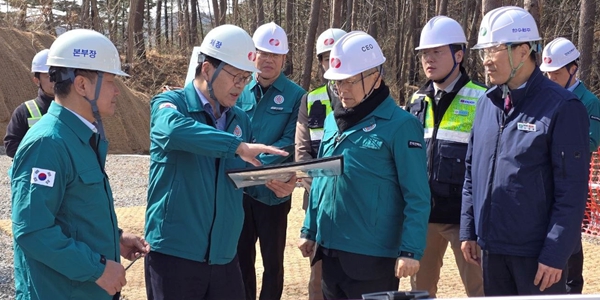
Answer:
[
  {"xmin": 539, "ymin": 37, "xmax": 580, "ymax": 72},
  {"xmin": 316, "ymin": 28, "xmax": 347, "ymax": 55},
  {"xmin": 324, "ymin": 31, "xmax": 386, "ymax": 80},
  {"xmin": 199, "ymin": 24, "xmax": 260, "ymax": 73},
  {"xmin": 415, "ymin": 16, "xmax": 466, "ymax": 50},
  {"xmin": 253, "ymin": 22, "xmax": 289, "ymax": 55}
]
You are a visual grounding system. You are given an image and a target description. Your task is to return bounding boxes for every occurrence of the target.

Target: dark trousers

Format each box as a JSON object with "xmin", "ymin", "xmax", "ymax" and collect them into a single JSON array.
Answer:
[
  {"xmin": 237, "ymin": 194, "xmax": 291, "ymax": 300},
  {"xmin": 318, "ymin": 247, "xmax": 399, "ymax": 299},
  {"xmin": 144, "ymin": 251, "xmax": 245, "ymax": 300},
  {"xmin": 482, "ymin": 251, "xmax": 567, "ymax": 296},
  {"xmin": 566, "ymin": 239, "xmax": 584, "ymax": 294}
]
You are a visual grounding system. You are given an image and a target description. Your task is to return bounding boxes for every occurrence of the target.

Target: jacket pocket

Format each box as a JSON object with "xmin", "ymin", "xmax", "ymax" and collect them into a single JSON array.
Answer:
[
  {"xmin": 266, "ymin": 106, "xmax": 293, "ymax": 115},
  {"xmin": 436, "ymin": 144, "xmax": 467, "ymax": 186},
  {"xmin": 164, "ymin": 180, "xmax": 180, "ymax": 223}
]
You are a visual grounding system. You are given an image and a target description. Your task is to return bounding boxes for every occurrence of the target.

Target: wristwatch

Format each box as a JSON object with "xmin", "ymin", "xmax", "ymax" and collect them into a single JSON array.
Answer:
[{"xmin": 399, "ymin": 251, "xmax": 415, "ymax": 259}]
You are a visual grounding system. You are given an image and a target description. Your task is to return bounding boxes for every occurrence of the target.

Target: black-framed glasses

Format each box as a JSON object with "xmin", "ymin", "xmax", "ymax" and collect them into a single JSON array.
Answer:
[
  {"xmin": 417, "ymin": 49, "xmax": 448, "ymax": 60},
  {"xmin": 222, "ymin": 67, "xmax": 252, "ymax": 85},
  {"xmin": 256, "ymin": 50, "xmax": 284, "ymax": 60}
]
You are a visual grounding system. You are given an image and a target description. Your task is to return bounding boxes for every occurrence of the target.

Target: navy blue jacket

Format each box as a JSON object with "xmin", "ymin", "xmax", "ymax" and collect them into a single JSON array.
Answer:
[{"xmin": 460, "ymin": 67, "xmax": 589, "ymax": 270}]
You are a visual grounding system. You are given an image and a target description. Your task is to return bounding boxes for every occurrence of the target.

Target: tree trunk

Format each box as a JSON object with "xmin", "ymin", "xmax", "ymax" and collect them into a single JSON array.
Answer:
[
  {"xmin": 482, "ymin": 0, "xmax": 501, "ymax": 15},
  {"xmin": 437, "ymin": 0, "xmax": 448, "ymax": 15},
  {"xmin": 155, "ymin": 0, "xmax": 162, "ymax": 49},
  {"xmin": 344, "ymin": 0, "xmax": 352, "ymax": 31},
  {"xmin": 211, "ymin": 0, "xmax": 220, "ymax": 26},
  {"xmin": 90, "ymin": 0, "xmax": 101, "ymax": 30},
  {"xmin": 219, "ymin": 0, "xmax": 227, "ymax": 25},
  {"xmin": 191, "ymin": 0, "xmax": 198, "ymax": 45},
  {"xmin": 523, "ymin": 0, "xmax": 540, "ymax": 32},
  {"xmin": 164, "ymin": 0, "xmax": 169, "ymax": 46},
  {"xmin": 42, "ymin": 0, "xmax": 55, "ymax": 35},
  {"xmin": 256, "ymin": 0, "xmax": 265, "ymax": 27},
  {"xmin": 284, "ymin": 0, "xmax": 294, "ymax": 76},
  {"xmin": 300, "ymin": 0, "xmax": 322, "ymax": 90},
  {"xmin": 331, "ymin": 0, "xmax": 342, "ymax": 28},
  {"xmin": 579, "ymin": 0, "xmax": 595, "ymax": 82},
  {"xmin": 183, "ymin": 0, "xmax": 190, "ymax": 47},
  {"xmin": 233, "ymin": 0, "xmax": 239, "ymax": 24},
  {"xmin": 351, "ymin": 0, "xmax": 358, "ymax": 30}
]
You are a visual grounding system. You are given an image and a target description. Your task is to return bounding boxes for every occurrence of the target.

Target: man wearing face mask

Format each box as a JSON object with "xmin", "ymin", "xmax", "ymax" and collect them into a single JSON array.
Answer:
[
  {"xmin": 407, "ymin": 16, "xmax": 486, "ymax": 298},
  {"xmin": 540, "ymin": 37, "xmax": 600, "ymax": 294},
  {"xmin": 460, "ymin": 6, "xmax": 589, "ymax": 296},
  {"xmin": 298, "ymin": 31, "xmax": 431, "ymax": 299},
  {"xmin": 4, "ymin": 49, "xmax": 55, "ymax": 158},
  {"xmin": 236, "ymin": 22, "xmax": 305, "ymax": 300},
  {"xmin": 295, "ymin": 27, "xmax": 346, "ymax": 300},
  {"xmin": 144, "ymin": 25, "xmax": 290, "ymax": 300}
]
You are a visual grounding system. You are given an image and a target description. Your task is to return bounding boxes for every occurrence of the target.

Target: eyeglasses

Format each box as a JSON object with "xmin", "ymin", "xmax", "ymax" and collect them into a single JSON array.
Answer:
[
  {"xmin": 334, "ymin": 72, "xmax": 377, "ymax": 90},
  {"xmin": 256, "ymin": 50, "xmax": 284, "ymax": 60},
  {"xmin": 479, "ymin": 46, "xmax": 509, "ymax": 61},
  {"xmin": 417, "ymin": 49, "xmax": 447, "ymax": 60},
  {"xmin": 221, "ymin": 67, "xmax": 252, "ymax": 85}
]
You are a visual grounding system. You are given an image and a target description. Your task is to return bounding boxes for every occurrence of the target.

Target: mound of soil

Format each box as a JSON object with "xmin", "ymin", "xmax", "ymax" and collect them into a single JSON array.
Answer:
[{"xmin": 0, "ymin": 27, "xmax": 150, "ymax": 154}]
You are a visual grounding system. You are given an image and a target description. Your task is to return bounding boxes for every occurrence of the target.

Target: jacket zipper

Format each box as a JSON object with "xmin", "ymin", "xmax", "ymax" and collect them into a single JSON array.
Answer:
[
  {"xmin": 561, "ymin": 151, "xmax": 566, "ymax": 179},
  {"xmin": 203, "ymin": 112, "xmax": 222, "ymax": 263},
  {"xmin": 483, "ymin": 111, "xmax": 507, "ymax": 241}
]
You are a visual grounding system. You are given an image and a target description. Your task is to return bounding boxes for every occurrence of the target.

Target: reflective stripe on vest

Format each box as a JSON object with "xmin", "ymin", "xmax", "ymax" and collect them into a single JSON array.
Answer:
[
  {"xmin": 307, "ymin": 85, "xmax": 332, "ymax": 143},
  {"xmin": 25, "ymin": 99, "xmax": 43, "ymax": 127},
  {"xmin": 412, "ymin": 81, "xmax": 486, "ymax": 144}
]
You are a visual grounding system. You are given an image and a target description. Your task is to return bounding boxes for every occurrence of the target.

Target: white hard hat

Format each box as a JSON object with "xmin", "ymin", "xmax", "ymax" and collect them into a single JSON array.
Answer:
[
  {"xmin": 323, "ymin": 31, "xmax": 386, "ymax": 81},
  {"xmin": 316, "ymin": 28, "xmax": 347, "ymax": 55},
  {"xmin": 539, "ymin": 37, "xmax": 580, "ymax": 72},
  {"xmin": 31, "ymin": 49, "xmax": 50, "ymax": 73},
  {"xmin": 415, "ymin": 16, "xmax": 467, "ymax": 50},
  {"xmin": 253, "ymin": 22, "xmax": 289, "ymax": 55},
  {"xmin": 473, "ymin": 6, "xmax": 541, "ymax": 50},
  {"xmin": 47, "ymin": 29, "xmax": 129, "ymax": 76},
  {"xmin": 199, "ymin": 24, "xmax": 260, "ymax": 73}
]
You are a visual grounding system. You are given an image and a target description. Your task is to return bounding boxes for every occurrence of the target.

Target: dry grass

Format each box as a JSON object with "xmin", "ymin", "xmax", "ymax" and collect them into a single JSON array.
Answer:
[{"xmin": 2, "ymin": 188, "xmax": 600, "ymax": 299}]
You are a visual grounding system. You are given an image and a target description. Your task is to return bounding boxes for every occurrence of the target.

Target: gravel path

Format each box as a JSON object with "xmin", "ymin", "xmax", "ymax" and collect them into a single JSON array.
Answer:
[{"xmin": 0, "ymin": 154, "xmax": 151, "ymax": 299}]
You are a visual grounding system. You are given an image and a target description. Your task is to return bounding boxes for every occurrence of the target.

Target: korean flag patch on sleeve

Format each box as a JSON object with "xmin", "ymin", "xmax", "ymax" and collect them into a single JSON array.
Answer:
[{"xmin": 31, "ymin": 168, "xmax": 56, "ymax": 187}]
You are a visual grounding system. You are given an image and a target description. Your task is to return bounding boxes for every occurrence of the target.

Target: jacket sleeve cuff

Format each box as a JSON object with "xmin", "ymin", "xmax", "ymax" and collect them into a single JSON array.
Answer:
[
  {"xmin": 89, "ymin": 253, "xmax": 106, "ymax": 282},
  {"xmin": 300, "ymin": 229, "xmax": 316, "ymax": 241},
  {"xmin": 228, "ymin": 138, "xmax": 243, "ymax": 158}
]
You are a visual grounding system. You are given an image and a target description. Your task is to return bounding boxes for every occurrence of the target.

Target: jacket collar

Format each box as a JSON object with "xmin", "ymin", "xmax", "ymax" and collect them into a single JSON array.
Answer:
[
  {"xmin": 47, "ymin": 101, "xmax": 96, "ymax": 145},
  {"xmin": 249, "ymin": 72, "xmax": 287, "ymax": 93},
  {"xmin": 183, "ymin": 82, "xmax": 206, "ymax": 113},
  {"xmin": 418, "ymin": 66, "xmax": 471, "ymax": 98}
]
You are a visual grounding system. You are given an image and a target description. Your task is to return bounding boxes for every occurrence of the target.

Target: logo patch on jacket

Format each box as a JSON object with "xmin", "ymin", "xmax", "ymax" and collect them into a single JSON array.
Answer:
[
  {"xmin": 363, "ymin": 123, "xmax": 376, "ymax": 132},
  {"xmin": 408, "ymin": 141, "xmax": 422, "ymax": 148},
  {"xmin": 591, "ymin": 115, "xmax": 600, "ymax": 122},
  {"xmin": 459, "ymin": 99, "xmax": 476, "ymax": 106},
  {"xmin": 31, "ymin": 168, "xmax": 56, "ymax": 187},
  {"xmin": 158, "ymin": 102, "xmax": 177, "ymax": 110},
  {"xmin": 233, "ymin": 125, "xmax": 243, "ymax": 137},
  {"xmin": 454, "ymin": 109, "xmax": 469, "ymax": 116},
  {"xmin": 517, "ymin": 122, "xmax": 536, "ymax": 132},
  {"xmin": 274, "ymin": 95, "xmax": 284, "ymax": 104}
]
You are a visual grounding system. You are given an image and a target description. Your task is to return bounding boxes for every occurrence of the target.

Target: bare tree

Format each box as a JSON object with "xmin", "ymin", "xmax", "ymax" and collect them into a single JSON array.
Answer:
[
  {"xmin": 219, "ymin": 0, "xmax": 227, "ymax": 25},
  {"xmin": 256, "ymin": 0, "xmax": 265, "ymax": 26},
  {"xmin": 300, "ymin": 0, "xmax": 322, "ymax": 90},
  {"xmin": 344, "ymin": 0, "xmax": 353, "ymax": 31},
  {"xmin": 436, "ymin": 0, "xmax": 448, "ymax": 15},
  {"xmin": 285, "ymin": 0, "xmax": 295, "ymax": 75},
  {"xmin": 482, "ymin": 0, "xmax": 501, "ymax": 15},
  {"xmin": 211, "ymin": 0, "xmax": 220, "ymax": 26},
  {"xmin": 579, "ymin": 0, "xmax": 596, "ymax": 83},
  {"xmin": 331, "ymin": 0, "xmax": 342, "ymax": 28}
]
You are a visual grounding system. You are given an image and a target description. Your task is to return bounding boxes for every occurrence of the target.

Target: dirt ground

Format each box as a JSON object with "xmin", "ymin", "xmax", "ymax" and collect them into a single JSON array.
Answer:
[{"xmin": 2, "ymin": 188, "xmax": 600, "ymax": 299}]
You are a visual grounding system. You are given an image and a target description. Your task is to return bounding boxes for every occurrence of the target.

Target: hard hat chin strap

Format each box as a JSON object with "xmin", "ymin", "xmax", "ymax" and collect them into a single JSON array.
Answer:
[
  {"xmin": 83, "ymin": 71, "xmax": 106, "ymax": 140},
  {"xmin": 565, "ymin": 66, "xmax": 578, "ymax": 89},
  {"xmin": 360, "ymin": 66, "xmax": 383, "ymax": 104},
  {"xmin": 434, "ymin": 45, "xmax": 460, "ymax": 84},
  {"xmin": 503, "ymin": 43, "xmax": 534, "ymax": 98},
  {"xmin": 207, "ymin": 61, "xmax": 225, "ymax": 106}
]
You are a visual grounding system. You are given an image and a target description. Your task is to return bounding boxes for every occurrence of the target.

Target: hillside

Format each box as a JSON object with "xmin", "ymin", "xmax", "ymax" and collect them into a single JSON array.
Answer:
[{"xmin": 0, "ymin": 27, "xmax": 152, "ymax": 154}]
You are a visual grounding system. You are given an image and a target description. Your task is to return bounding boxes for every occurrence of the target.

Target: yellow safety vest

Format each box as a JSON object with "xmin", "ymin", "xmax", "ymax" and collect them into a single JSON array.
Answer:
[
  {"xmin": 25, "ymin": 99, "xmax": 43, "ymax": 128},
  {"xmin": 307, "ymin": 85, "xmax": 333, "ymax": 153},
  {"xmin": 410, "ymin": 81, "xmax": 486, "ymax": 143}
]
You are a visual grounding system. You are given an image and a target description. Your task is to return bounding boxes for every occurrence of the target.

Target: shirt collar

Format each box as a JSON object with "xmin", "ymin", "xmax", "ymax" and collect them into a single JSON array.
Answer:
[
  {"xmin": 433, "ymin": 74, "xmax": 461, "ymax": 95},
  {"xmin": 65, "ymin": 107, "xmax": 97, "ymax": 133},
  {"xmin": 567, "ymin": 79, "xmax": 581, "ymax": 92},
  {"xmin": 194, "ymin": 85, "xmax": 230, "ymax": 115}
]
